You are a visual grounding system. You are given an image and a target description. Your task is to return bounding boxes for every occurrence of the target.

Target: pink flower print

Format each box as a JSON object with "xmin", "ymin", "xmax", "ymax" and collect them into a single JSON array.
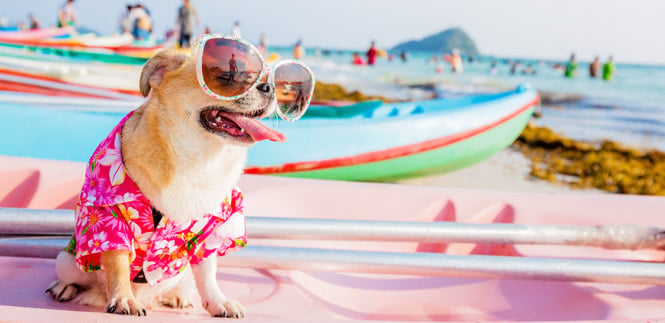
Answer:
[
  {"xmin": 219, "ymin": 238, "xmax": 234, "ymax": 250},
  {"xmin": 134, "ymin": 231, "xmax": 153, "ymax": 251},
  {"xmin": 87, "ymin": 231, "xmax": 110, "ymax": 253},
  {"xmin": 113, "ymin": 192, "xmax": 139, "ymax": 205},
  {"xmin": 79, "ymin": 190, "xmax": 97, "ymax": 205},
  {"xmin": 99, "ymin": 207, "xmax": 132, "ymax": 234},
  {"xmin": 203, "ymin": 230, "xmax": 226, "ymax": 251},
  {"xmin": 118, "ymin": 204, "xmax": 145, "ymax": 238},
  {"xmin": 85, "ymin": 209, "xmax": 109, "ymax": 233},
  {"xmin": 89, "ymin": 149, "xmax": 107, "ymax": 175},
  {"xmin": 230, "ymin": 190, "xmax": 244, "ymax": 211},
  {"xmin": 153, "ymin": 239, "xmax": 178, "ymax": 257},
  {"xmin": 118, "ymin": 204, "xmax": 139, "ymax": 222},
  {"xmin": 167, "ymin": 257, "xmax": 188, "ymax": 272},
  {"xmin": 97, "ymin": 134, "xmax": 126, "ymax": 187},
  {"xmin": 75, "ymin": 207, "xmax": 90, "ymax": 228},
  {"xmin": 218, "ymin": 239, "xmax": 243, "ymax": 257},
  {"xmin": 189, "ymin": 218, "xmax": 207, "ymax": 234}
]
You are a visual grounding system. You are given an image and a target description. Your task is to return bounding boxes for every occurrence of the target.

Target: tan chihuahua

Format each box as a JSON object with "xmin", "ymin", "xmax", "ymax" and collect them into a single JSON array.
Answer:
[{"xmin": 46, "ymin": 48, "xmax": 288, "ymax": 318}]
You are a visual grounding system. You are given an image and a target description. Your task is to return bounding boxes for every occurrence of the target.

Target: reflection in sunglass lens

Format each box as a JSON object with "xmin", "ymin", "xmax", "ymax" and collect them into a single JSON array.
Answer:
[
  {"xmin": 202, "ymin": 38, "xmax": 263, "ymax": 97},
  {"xmin": 274, "ymin": 63, "xmax": 313, "ymax": 121}
]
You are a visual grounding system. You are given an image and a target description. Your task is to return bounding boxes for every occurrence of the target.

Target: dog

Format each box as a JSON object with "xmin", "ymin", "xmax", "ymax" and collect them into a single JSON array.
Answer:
[{"xmin": 46, "ymin": 48, "xmax": 286, "ymax": 318}]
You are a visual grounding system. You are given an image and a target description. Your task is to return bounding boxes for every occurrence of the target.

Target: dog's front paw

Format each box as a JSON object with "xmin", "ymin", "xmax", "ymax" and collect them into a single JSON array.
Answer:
[
  {"xmin": 159, "ymin": 294, "xmax": 193, "ymax": 309},
  {"xmin": 107, "ymin": 296, "xmax": 147, "ymax": 316},
  {"xmin": 46, "ymin": 280, "xmax": 79, "ymax": 302},
  {"xmin": 204, "ymin": 298, "xmax": 245, "ymax": 318}
]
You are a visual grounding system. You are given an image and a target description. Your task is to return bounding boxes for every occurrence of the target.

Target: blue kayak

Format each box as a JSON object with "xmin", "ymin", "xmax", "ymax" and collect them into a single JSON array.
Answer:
[{"xmin": 0, "ymin": 84, "xmax": 539, "ymax": 180}]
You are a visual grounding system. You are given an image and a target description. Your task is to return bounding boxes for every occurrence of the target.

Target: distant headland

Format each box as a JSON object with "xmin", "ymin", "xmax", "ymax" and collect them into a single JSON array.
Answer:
[{"xmin": 391, "ymin": 27, "xmax": 478, "ymax": 55}]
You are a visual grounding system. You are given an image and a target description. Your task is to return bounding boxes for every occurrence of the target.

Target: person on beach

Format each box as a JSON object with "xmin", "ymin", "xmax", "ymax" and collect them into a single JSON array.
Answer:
[
  {"xmin": 450, "ymin": 48, "xmax": 463, "ymax": 73},
  {"xmin": 352, "ymin": 52, "xmax": 365, "ymax": 65},
  {"xmin": 589, "ymin": 56, "xmax": 600, "ymax": 78},
  {"xmin": 28, "ymin": 14, "xmax": 40, "ymax": 30},
  {"xmin": 125, "ymin": 4, "xmax": 152, "ymax": 41},
  {"xmin": 57, "ymin": 0, "xmax": 76, "ymax": 27},
  {"xmin": 399, "ymin": 51, "xmax": 408, "ymax": 63},
  {"xmin": 232, "ymin": 21, "xmax": 242, "ymax": 38},
  {"xmin": 176, "ymin": 0, "xmax": 200, "ymax": 48},
  {"xmin": 489, "ymin": 61, "xmax": 498, "ymax": 75},
  {"xmin": 522, "ymin": 64, "xmax": 536, "ymax": 75},
  {"xmin": 257, "ymin": 33, "xmax": 267, "ymax": 57},
  {"xmin": 293, "ymin": 39, "xmax": 305, "ymax": 59},
  {"xmin": 602, "ymin": 56, "xmax": 615, "ymax": 81},
  {"xmin": 118, "ymin": 5, "xmax": 132, "ymax": 34},
  {"xmin": 366, "ymin": 41, "xmax": 377, "ymax": 66},
  {"xmin": 564, "ymin": 53, "xmax": 578, "ymax": 78}
]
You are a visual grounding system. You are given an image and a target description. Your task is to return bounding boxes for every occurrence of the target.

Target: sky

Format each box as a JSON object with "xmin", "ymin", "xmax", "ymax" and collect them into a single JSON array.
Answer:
[{"xmin": 3, "ymin": 0, "xmax": 665, "ymax": 65}]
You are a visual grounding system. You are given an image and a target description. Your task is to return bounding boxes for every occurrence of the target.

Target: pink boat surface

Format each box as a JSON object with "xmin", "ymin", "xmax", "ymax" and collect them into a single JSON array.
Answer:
[{"xmin": 1, "ymin": 155, "xmax": 665, "ymax": 322}]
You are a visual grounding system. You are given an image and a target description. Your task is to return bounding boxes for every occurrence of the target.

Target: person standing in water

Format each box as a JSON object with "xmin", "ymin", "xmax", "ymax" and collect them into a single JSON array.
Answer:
[
  {"xmin": 57, "ymin": 0, "xmax": 76, "ymax": 27},
  {"xmin": 602, "ymin": 56, "xmax": 615, "ymax": 81},
  {"xmin": 589, "ymin": 56, "xmax": 600, "ymax": 78},
  {"xmin": 399, "ymin": 51, "xmax": 408, "ymax": 63},
  {"xmin": 176, "ymin": 0, "xmax": 200, "ymax": 48},
  {"xmin": 293, "ymin": 39, "xmax": 305, "ymax": 60},
  {"xmin": 564, "ymin": 53, "xmax": 578, "ymax": 78},
  {"xmin": 450, "ymin": 49, "xmax": 464, "ymax": 73},
  {"xmin": 366, "ymin": 41, "xmax": 377, "ymax": 66}
]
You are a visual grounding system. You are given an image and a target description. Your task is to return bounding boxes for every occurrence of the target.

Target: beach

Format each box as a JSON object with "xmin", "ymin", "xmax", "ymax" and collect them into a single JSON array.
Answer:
[{"xmin": 394, "ymin": 148, "xmax": 585, "ymax": 193}]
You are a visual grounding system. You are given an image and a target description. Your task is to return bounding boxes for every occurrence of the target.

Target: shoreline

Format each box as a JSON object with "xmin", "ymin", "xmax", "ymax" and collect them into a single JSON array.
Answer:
[{"xmin": 394, "ymin": 148, "xmax": 590, "ymax": 194}]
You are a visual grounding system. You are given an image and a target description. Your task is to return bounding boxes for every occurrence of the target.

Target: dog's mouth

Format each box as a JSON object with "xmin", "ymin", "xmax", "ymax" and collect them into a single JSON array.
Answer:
[{"xmin": 200, "ymin": 108, "xmax": 285, "ymax": 143}]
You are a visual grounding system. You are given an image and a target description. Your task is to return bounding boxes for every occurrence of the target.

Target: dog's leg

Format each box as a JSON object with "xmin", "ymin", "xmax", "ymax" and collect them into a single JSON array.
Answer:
[
  {"xmin": 157, "ymin": 270, "xmax": 195, "ymax": 309},
  {"xmin": 101, "ymin": 250, "xmax": 147, "ymax": 316},
  {"xmin": 192, "ymin": 254, "xmax": 245, "ymax": 318},
  {"xmin": 47, "ymin": 251, "xmax": 97, "ymax": 302}
]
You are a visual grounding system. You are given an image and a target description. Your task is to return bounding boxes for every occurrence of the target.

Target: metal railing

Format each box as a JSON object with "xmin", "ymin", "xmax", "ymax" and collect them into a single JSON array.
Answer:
[{"xmin": 1, "ymin": 207, "xmax": 664, "ymax": 285}]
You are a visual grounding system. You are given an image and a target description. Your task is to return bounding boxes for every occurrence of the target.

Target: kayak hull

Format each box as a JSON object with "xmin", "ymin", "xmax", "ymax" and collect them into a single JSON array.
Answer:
[
  {"xmin": 0, "ymin": 156, "xmax": 665, "ymax": 322},
  {"xmin": 247, "ymin": 103, "xmax": 534, "ymax": 181}
]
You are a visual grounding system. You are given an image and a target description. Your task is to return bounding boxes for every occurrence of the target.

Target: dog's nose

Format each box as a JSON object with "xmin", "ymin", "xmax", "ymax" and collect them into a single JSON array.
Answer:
[{"xmin": 256, "ymin": 82, "xmax": 274, "ymax": 95}]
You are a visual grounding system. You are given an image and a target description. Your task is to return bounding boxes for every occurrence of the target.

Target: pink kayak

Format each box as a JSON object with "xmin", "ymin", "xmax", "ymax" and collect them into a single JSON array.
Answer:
[
  {"xmin": 0, "ymin": 27, "xmax": 75, "ymax": 41},
  {"xmin": 1, "ymin": 155, "xmax": 665, "ymax": 322}
]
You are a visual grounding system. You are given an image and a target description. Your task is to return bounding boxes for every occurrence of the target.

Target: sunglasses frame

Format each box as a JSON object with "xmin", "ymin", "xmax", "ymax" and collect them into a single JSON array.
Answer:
[{"xmin": 194, "ymin": 34, "xmax": 315, "ymax": 122}]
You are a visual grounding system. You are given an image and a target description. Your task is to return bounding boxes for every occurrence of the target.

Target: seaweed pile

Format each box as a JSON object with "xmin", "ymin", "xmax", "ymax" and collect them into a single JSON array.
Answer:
[{"xmin": 514, "ymin": 124, "xmax": 665, "ymax": 196}]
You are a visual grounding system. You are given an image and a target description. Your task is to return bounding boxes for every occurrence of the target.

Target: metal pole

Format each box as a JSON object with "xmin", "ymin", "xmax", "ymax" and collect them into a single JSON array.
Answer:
[
  {"xmin": 1, "ymin": 208, "xmax": 663, "ymax": 250},
  {"xmin": 1, "ymin": 237, "xmax": 665, "ymax": 285}
]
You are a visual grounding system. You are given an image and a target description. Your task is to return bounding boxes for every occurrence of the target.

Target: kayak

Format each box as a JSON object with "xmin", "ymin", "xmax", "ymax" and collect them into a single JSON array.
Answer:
[
  {"xmin": 0, "ymin": 31, "xmax": 160, "ymax": 52},
  {"xmin": 0, "ymin": 69, "xmax": 142, "ymax": 98},
  {"xmin": 0, "ymin": 155, "xmax": 665, "ymax": 322},
  {"xmin": 247, "ymin": 84, "xmax": 539, "ymax": 180},
  {"xmin": 0, "ymin": 57, "xmax": 142, "ymax": 93},
  {"xmin": 0, "ymin": 85, "xmax": 537, "ymax": 180},
  {"xmin": 0, "ymin": 27, "xmax": 75, "ymax": 41},
  {"xmin": 0, "ymin": 40, "xmax": 153, "ymax": 65},
  {"xmin": 0, "ymin": 84, "xmax": 538, "ymax": 180}
]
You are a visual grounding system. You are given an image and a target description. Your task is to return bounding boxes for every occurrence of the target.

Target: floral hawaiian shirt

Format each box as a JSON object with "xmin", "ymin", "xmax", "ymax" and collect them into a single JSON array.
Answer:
[{"xmin": 65, "ymin": 112, "xmax": 247, "ymax": 286}]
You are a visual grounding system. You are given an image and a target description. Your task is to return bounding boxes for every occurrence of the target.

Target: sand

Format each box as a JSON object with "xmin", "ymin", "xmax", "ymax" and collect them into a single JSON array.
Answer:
[{"xmin": 395, "ymin": 148, "xmax": 603, "ymax": 194}]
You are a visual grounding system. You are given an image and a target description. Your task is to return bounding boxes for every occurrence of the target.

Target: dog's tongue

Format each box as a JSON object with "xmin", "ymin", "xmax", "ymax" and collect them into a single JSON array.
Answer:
[{"xmin": 234, "ymin": 116, "xmax": 286, "ymax": 142}]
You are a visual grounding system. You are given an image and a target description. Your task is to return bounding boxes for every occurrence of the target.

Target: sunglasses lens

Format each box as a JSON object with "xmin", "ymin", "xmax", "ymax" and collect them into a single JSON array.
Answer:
[
  {"xmin": 202, "ymin": 38, "xmax": 263, "ymax": 97},
  {"xmin": 274, "ymin": 63, "xmax": 314, "ymax": 121}
]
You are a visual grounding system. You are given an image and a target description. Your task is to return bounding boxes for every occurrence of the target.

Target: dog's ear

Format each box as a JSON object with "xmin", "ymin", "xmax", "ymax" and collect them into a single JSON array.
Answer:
[{"xmin": 139, "ymin": 50, "xmax": 188, "ymax": 97}]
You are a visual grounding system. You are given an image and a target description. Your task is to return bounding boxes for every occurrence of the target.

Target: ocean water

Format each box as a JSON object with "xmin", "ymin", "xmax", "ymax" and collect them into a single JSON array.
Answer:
[{"xmin": 278, "ymin": 48, "xmax": 665, "ymax": 152}]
